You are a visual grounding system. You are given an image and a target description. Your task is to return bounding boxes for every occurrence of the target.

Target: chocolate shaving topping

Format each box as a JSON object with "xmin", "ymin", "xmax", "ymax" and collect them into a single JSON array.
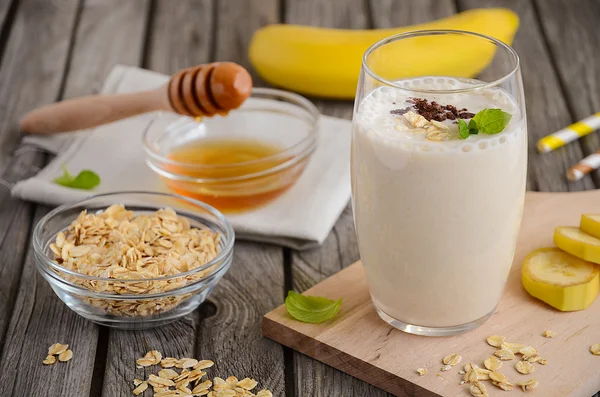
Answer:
[
  {"xmin": 390, "ymin": 107, "xmax": 411, "ymax": 116},
  {"xmin": 390, "ymin": 98, "xmax": 474, "ymax": 121}
]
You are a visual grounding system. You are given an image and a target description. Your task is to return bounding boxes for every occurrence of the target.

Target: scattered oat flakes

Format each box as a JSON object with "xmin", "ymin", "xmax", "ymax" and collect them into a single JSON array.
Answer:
[
  {"xmin": 466, "ymin": 369, "xmax": 479, "ymax": 383},
  {"xmin": 469, "ymin": 381, "xmax": 488, "ymax": 397},
  {"xmin": 237, "ymin": 378, "xmax": 258, "ymax": 390},
  {"xmin": 43, "ymin": 355, "xmax": 56, "ymax": 365},
  {"xmin": 489, "ymin": 371, "xmax": 507, "ymax": 383},
  {"xmin": 460, "ymin": 380, "xmax": 467, "ymax": 385},
  {"xmin": 501, "ymin": 342, "xmax": 525, "ymax": 354},
  {"xmin": 590, "ymin": 343, "xmax": 600, "ymax": 355},
  {"xmin": 160, "ymin": 357, "xmax": 178, "ymax": 368},
  {"xmin": 440, "ymin": 364, "xmax": 452, "ymax": 372},
  {"xmin": 543, "ymin": 330, "xmax": 556, "ymax": 338},
  {"xmin": 524, "ymin": 354, "xmax": 541, "ymax": 363},
  {"xmin": 132, "ymin": 381, "xmax": 148, "ymax": 395},
  {"xmin": 515, "ymin": 360, "xmax": 535, "ymax": 374},
  {"xmin": 517, "ymin": 378, "xmax": 539, "ymax": 391},
  {"xmin": 494, "ymin": 348, "xmax": 515, "ymax": 361},
  {"xmin": 484, "ymin": 356, "xmax": 502, "ymax": 371},
  {"xmin": 492, "ymin": 381, "xmax": 514, "ymax": 391},
  {"xmin": 130, "ymin": 351, "xmax": 272, "ymax": 397},
  {"xmin": 194, "ymin": 360, "xmax": 215, "ymax": 370},
  {"xmin": 158, "ymin": 369, "xmax": 179, "ymax": 380},
  {"xmin": 48, "ymin": 343, "xmax": 69, "ymax": 355},
  {"xmin": 58, "ymin": 349, "xmax": 73, "ymax": 362},
  {"xmin": 148, "ymin": 374, "xmax": 176, "ymax": 388},
  {"xmin": 176, "ymin": 358, "xmax": 198, "ymax": 368},
  {"xmin": 193, "ymin": 380, "xmax": 212, "ymax": 393},
  {"xmin": 486, "ymin": 335, "xmax": 505, "ymax": 348},
  {"xmin": 458, "ymin": 370, "xmax": 466, "ymax": 375},
  {"xmin": 442, "ymin": 353, "xmax": 462, "ymax": 366},
  {"xmin": 416, "ymin": 368, "xmax": 427, "ymax": 376},
  {"xmin": 538, "ymin": 359, "xmax": 548, "ymax": 365},
  {"xmin": 519, "ymin": 346, "xmax": 537, "ymax": 356}
]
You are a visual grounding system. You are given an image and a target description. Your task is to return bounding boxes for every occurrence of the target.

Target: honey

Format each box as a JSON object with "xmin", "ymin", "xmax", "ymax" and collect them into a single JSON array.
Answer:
[{"xmin": 164, "ymin": 138, "xmax": 307, "ymax": 213}]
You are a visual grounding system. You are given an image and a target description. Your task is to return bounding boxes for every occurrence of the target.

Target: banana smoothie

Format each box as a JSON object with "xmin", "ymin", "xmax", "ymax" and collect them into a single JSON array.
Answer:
[{"xmin": 351, "ymin": 77, "xmax": 527, "ymax": 331}]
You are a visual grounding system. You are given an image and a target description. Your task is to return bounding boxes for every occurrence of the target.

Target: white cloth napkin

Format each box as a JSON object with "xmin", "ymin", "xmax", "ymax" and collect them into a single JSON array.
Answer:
[{"xmin": 12, "ymin": 65, "xmax": 352, "ymax": 250}]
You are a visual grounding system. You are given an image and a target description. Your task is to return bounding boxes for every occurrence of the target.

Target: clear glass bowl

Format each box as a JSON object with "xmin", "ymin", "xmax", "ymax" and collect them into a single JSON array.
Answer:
[
  {"xmin": 33, "ymin": 191, "xmax": 234, "ymax": 330},
  {"xmin": 143, "ymin": 88, "xmax": 319, "ymax": 214}
]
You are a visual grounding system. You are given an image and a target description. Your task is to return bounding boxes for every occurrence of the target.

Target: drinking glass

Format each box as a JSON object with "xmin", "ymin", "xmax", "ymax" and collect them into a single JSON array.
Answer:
[{"xmin": 351, "ymin": 30, "xmax": 527, "ymax": 336}]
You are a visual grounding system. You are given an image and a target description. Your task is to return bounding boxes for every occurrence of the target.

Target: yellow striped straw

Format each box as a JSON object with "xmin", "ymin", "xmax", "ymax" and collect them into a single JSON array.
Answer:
[{"xmin": 537, "ymin": 112, "xmax": 600, "ymax": 153}]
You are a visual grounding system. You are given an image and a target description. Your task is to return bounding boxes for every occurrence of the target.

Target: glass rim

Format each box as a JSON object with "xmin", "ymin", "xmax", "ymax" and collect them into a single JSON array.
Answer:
[
  {"xmin": 142, "ymin": 87, "xmax": 320, "ymax": 172},
  {"xmin": 32, "ymin": 191, "xmax": 235, "ymax": 285},
  {"xmin": 362, "ymin": 29, "xmax": 520, "ymax": 94}
]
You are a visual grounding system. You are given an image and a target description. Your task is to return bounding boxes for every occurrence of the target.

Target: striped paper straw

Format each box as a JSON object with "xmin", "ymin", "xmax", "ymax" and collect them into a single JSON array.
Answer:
[
  {"xmin": 567, "ymin": 149, "xmax": 600, "ymax": 181},
  {"xmin": 537, "ymin": 112, "xmax": 600, "ymax": 153}
]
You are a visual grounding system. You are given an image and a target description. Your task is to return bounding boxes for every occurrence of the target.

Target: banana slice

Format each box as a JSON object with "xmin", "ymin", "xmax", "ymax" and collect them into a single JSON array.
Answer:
[
  {"xmin": 554, "ymin": 226, "xmax": 600, "ymax": 264},
  {"xmin": 522, "ymin": 248, "xmax": 599, "ymax": 311},
  {"xmin": 580, "ymin": 214, "xmax": 600, "ymax": 239}
]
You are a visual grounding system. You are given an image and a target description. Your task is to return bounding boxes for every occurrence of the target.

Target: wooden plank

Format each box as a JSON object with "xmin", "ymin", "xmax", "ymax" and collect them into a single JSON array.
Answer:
[
  {"xmin": 0, "ymin": 0, "xmax": 79, "ymax": 175},
  {"xmin": 197, "ymin": 243, "xmax": 286, "ymax": 392},
  {"xmin": 62, "ymin": 0, "xmax": 150, "ymax": 99},
  {"xmin": 533, "ymin": 0, "xmax": 600, "ymax": 183},
  {"xmin": 266, "ymin": 189, "xmax": 600, "ymax": 397},
  {"xmin": 101, "ymin": 2, "xmax": 286, "ymax": 396},
  {"xmin": 0, "ymin": 207, "xmax": 101, "ymax": 397},
  {"xmin": 0, "ymin": 0, "xmax": 16, "ymax": 42},
  {"xmin": 0, "ymin": 1, "xmax": 151, "ymax": 396},
  {"xmin": 0, "ymin": 0, "xmax": 80, "ymax": 393},
  {"xmin": 100, "ymin": 2, "xmax": 212, "ymax": 390},
  {"xmin": 146, "ymin": 0, "xmax": 212, "ymax": 75},
  {"xmin": 456, "ymin": 0, "xmax": 595, "ymax": 193},
  {"xmin": 98, "ymin": 1, "xmax": 211, "ymax": 394},
  {"xmin": 286, "ymin": 1, "xmax": 458, "ymax": 395},
  {"xmin": 213, "ymin": 0, "xmax": 279, "ymax": 85},
  {"xmin": 199, "ymin": 1, "xmax": 286, "ymax": 393}
]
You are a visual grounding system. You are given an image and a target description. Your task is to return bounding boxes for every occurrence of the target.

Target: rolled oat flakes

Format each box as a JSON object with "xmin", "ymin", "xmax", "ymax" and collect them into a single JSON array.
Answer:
[{"xmin": 49, "ymin": 205, "xmax": 221, "ymax": 318}]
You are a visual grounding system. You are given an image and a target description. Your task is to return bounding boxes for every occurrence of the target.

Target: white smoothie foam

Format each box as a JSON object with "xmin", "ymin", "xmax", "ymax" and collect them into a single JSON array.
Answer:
[{"xmin": 356, "ymin": 76, "xmax": 521, "ymax": 152}]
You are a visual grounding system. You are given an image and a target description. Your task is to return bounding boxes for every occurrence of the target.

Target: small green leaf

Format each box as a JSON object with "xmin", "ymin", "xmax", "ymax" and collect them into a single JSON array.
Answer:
[
  {"xmin": 54, "ymin": 165, "xmax": 74, "ymax": 186},
  {"xmin": 457, "ymin": 119, "xmax": 470, "ymax": 139},
  {"xmin": 54, "ymin": 165, "xmax": 100, "ymax": 190},
  {"xmin": 472, "ymin": 108, "xmax": 512, "ymax": 134},
  {"xmin": 468, "ymin": 118, "xmax": 479, "ymax": 134},
  {"xmin": 285, "ymin": 290, "xmax": 342, "ymax": 323}
]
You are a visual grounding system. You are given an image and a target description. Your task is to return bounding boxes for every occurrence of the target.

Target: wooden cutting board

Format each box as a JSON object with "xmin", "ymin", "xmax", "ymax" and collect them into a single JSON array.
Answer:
[{"xmin": 263, "ymin": 190, "xmax": 600, "ymax": 397}]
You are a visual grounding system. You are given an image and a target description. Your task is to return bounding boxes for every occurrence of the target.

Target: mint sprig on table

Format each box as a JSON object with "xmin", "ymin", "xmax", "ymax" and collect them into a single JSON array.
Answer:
[
  {"xmin": 54, "ymin": 165, "xmax": 101, "ymax": 190},
  {"xmin": 285, "ymin": 290, "xmax": 342, "ymax": 323},
  {"xmin": 458, "ymin": 108, "xmax": 512, "ymax": 139}
]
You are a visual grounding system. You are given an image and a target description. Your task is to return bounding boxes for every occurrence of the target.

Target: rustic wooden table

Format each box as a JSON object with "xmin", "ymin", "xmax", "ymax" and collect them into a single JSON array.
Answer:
[{"xmin": 0, "ymin": 0, "xmax": 599, "ymax": 396}]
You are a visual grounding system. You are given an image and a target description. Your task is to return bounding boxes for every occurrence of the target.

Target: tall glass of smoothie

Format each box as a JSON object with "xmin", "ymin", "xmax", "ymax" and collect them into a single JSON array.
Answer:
[{"xmin": 351, "ymin": 30, "xmax": 527, "ymax": 336}]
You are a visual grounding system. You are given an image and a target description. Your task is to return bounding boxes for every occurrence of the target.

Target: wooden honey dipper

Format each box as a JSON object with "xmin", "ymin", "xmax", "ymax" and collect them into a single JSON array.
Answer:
[{"xmin": 20, "ymin": 62, "xmax": 253, "ymax": 135}]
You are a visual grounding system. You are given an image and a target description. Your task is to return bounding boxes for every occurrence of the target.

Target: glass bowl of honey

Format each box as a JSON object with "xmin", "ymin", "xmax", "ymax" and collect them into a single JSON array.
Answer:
[{"xmin": 143, "ymin": 88, "xmax": 319, "ymax": 214}]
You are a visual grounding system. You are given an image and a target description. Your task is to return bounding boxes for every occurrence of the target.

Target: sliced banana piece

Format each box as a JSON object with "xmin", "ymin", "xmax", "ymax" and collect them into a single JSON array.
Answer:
[
  {"xmin": 522, "ymin": 247, "xmax": 599, "ymax": 311},
  {"xmin": 580, "ymin": 214, "xmax": 600, "ymax": 239},
  {"xmin": 554, "ymin": 226, "xmax": 600, "ymax": 264}
]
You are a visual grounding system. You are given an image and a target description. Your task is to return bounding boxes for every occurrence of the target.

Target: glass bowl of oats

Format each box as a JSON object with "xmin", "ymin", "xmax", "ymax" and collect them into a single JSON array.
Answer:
[{"xmin": 33, "ymin": 191, "xmax": 234, "ymax": 330}]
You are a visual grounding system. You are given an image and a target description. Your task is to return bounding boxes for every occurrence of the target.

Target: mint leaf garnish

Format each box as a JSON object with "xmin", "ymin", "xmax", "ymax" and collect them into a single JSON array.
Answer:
[
  {"xmin": 285, "ymin": 290, "xmax": 342, "ymax": 323},
  {"xmin": 458, "ymin": 119, "xmax": 470, "ymax": 139},
  {"xmin": 468, "ymin": 119, "xmax": 479, "ymax": 134},
  {"xmin": 457, "ymin": 109, "xmax": 511, "ymax": 139},
  {"xmin": 54, "ymin": 165, "xmax": 100, "ymax": 190},
  {"xmin": 472, "ymin": 108, "xmax": 512, "ymax": 134}
]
